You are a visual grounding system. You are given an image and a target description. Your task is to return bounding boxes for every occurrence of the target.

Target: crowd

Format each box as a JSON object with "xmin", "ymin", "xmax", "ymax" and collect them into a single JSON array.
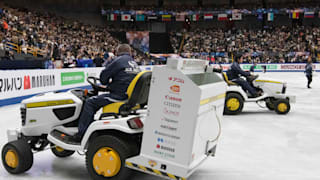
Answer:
[
  {"xmin": 0, "ymin": 6, "xmax": 149, "ymax": 68},
  {"xmin": 171, "ymin": 26, "xmax": 320, "ymax": 63}
]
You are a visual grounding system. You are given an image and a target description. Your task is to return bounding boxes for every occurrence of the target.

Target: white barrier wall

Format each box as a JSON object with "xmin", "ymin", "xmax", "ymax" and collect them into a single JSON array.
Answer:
[
  {"xmin": 0, "ymin": 63, "xmax": 317, "ymax": 106},
  {"xmin": 0, "ymin": 66, "xmax": 154, "ymax": 106},
  {"xmin": 212, "ymin": 63, "xmax": 320, "ymax": 72}
]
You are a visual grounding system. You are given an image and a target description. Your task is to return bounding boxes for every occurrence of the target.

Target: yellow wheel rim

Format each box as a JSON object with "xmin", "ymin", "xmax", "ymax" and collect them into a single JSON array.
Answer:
[
  {"xmin": 5, "ymin": 150, "xmax": 19, "ymax": 168},
  {"xmin": 55, "ymin": 146, "xmax": 64, "ymax": 152},
  {"xmin": 92, "ymin": 147, "xmax": 121, "ymax": 177},
  {"xmin": 278, "ymin": 103, "xmax": 288, "ymax": 112},
  {"xmin": 226, "ymin": 98, "xmax": 240, "ymax": 111}
]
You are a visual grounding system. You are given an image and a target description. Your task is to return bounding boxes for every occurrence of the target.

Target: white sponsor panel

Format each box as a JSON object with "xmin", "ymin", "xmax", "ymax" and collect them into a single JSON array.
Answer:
[
  {"xmin": 1, "ymin": 63, "xmax": 318, "ymax": 103},
  {"xmin": 212, "ymin": 63, "xmax": 319, "ymax": 71},
  {"xmin": 0, "ymin": 68, "xmax": 103, "ymax": 100}
]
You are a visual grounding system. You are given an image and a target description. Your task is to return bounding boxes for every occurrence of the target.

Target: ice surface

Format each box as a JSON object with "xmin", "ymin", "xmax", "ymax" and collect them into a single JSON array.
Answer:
[{"xmin": 0, "ymin": 72, "xmax": 320, "ymax": 180}]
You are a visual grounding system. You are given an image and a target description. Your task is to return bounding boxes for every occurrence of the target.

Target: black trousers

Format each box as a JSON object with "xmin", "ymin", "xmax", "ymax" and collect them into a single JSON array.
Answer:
[{"xmin": 306, "ymin": 74, "xmax": 312, "ymax": 87}]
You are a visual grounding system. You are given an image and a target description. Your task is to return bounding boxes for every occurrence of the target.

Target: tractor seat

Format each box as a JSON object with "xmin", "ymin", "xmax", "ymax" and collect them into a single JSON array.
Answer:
[
  {"xmin": 100, "ymin": 71, "xmax": 152, "ymax": 119},
  {"xmin": 222, "ymin": 72, "xmax": 238, "ymax": 86}
]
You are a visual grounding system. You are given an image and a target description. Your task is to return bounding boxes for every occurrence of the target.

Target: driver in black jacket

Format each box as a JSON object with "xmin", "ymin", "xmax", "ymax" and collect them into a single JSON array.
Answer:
[
  {"xmin": 72, "ymin": 44, "xmax": 140, "ymax": 142},
  {"xmin": 227, "ymin": 55, "xmax": 260, "ymax": 98}
]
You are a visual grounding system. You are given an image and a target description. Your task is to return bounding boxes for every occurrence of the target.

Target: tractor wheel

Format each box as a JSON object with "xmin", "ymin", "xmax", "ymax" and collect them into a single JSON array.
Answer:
[
  {"xmin": 86, "ymin": 135, "xmax": 134, "ymax": 180},
  {"xmin": 1, "ymin": 139, "xmax": 33, "ymax": 174},
  {"xmin": 224, "ymin": 93, "xmax": 244, "ymax": 115},
  {"xmin": 51, "ymin": 144, "xmax": 75, "ymax": 158},
  {"xmin": 275, "ymin": 99, "xmax": 290, "ymax": 115}
]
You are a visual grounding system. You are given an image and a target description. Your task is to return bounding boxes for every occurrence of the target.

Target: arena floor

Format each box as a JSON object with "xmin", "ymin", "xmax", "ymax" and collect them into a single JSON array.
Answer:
[{"xmin": 0, "ymin": 72, "xmax": 319, "ymax": 180}]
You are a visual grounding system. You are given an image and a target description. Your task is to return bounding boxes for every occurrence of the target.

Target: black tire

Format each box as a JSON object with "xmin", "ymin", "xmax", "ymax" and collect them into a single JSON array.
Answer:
[
  {"xmin": 86, "ymin": 135, "xmax": 134, "ymax": 180},
  {"xmin": 1, "ymin": 139, "xmax": 33, "ymax": 174},
  {"xmin": 266, "ymin": 101, "xmax": 275, "ymax": 111},
  {"xmin": 274, "ymin": 99, "xmax": 291, "ymax": 115},
  {"xmin": 224, "ymin": 93, "xmax": 244, "ymax": 115},
  {"xmin": 50, "ymin": 144, "xmax": 75, "ymax": 158}
]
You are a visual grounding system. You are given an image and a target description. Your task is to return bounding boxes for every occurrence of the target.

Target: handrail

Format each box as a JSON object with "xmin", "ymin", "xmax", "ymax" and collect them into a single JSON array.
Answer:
[{"xmin": 4, "ymin": 41, "xmax": 45, "ymax": 57}]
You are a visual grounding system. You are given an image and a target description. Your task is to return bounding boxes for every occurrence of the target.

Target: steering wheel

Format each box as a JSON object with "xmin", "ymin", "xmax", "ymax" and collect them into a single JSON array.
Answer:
[{"xmin": 87, "ymin": 77, "xmax": 109, "ymax": 93}]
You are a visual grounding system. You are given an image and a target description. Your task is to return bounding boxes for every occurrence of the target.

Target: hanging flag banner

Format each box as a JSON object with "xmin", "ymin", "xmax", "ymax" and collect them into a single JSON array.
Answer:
[
  {"xmin": 218, "ymin": 14, "xmax": 228, "ymax": 21},
  {"xmin": 304, "ymin": 11, "xmax": 314, "ymax": 18},
  {"xmin": 232, "ymin": 13, "xmax": 242, "ymax": 20},
  {"xmin": 191, "ymin": 14, "xmax": 199, "ymax": 21},
  {"xmin": 268, "ymin": 12, "xmax": 274, "ymax": 21},
  {"xmin": 121, "ymin": 14, "xmax": 131, "ymax": 21},
  {"xmin": 290, "ymin": 11, "xmax": 299, "ymax": 19},
  {"xmin": 162, "ymin": 14, "xmax": 172, "ymax": 21},
  {"xmin": 136, "ymin": 14, "xmax": 145, "ymax": 21},
  {"xmin": 204, "ymin": 14, "xmax": 213, "ymax": 20},
  {"xmin": 108, "ymin": 14, "xmax": 117, "ymax": 21},
  {"xmin": 176, "ymin": 13, "xmax": 185, "ymax": 21}
]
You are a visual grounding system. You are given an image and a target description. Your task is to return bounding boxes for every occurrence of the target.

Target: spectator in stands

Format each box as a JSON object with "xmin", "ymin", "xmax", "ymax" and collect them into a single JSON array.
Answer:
[{"xmin": 0, "ymin": 6, "xmax": 149, "ymax": 66}]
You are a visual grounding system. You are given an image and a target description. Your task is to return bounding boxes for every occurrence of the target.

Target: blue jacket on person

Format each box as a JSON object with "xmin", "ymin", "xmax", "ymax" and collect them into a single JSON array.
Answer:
[
  {"xmin": 100, "ymin": 52, "xmax": 140, "ymax": 99},
  {"xmin": 227, "ymin": 61, "xmax": 251, "ymax": 80},
  {"xmin": 305, "ymin": 63, "xmax": 313, "ymax": 76}
]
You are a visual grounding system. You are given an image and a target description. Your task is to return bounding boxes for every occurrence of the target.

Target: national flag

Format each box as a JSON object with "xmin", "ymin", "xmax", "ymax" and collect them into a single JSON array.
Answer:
[
  {"xmin": 136, "ymin": 14, "xmax": 145, "ymax": 21},
  {"xmin": 304, "ymin": 11, "xmax": 314, "ymax": 18},
  {"xmin": 204, "ymin": 14, "xmax": 213, "ymax": 20},
  {"xmin": 121, "ymin": 14, "xmax": 131, "ymax": 21},
  {"xmin": 267, "ymin": 12, "xmax": 274, "ymax": 21},
  {"xmin": 232, "ymin": 13, "xmax": 242, "ymax": 20},
  {"xmin": 191, "ymin": 14, "xmax": 199, "ymax": 21},
  {"xmin": 218, "ymin": 14, "xmax": 228, "ymax": 21},
  {"xmin": 162, "ymin": 14, "xmax": 172, "ymax": 21},
  {"xmin": 290, "ymin": 12, "xmax": 299, "ymax": 19},
  {"xmin": 108, "ymin": 14, "xmax": 117, "ymax": 21},
  {"xmin": 147, "ymin": 15, "xmax": 158, "ymax": 21},
  {"xmin": 175, "ymin": 13, "xmax": 185, "ymax": 21}
]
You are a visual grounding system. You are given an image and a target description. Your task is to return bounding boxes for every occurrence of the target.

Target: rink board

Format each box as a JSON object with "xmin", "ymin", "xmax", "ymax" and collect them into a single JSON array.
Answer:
[{"xmin": 0, "ymin": 63, "xmax": 318, "ymax": 106}]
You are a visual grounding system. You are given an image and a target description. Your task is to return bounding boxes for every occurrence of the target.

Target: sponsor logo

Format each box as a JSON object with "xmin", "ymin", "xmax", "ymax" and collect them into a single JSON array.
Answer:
[
  {"xmin": 148, "ymin": 160, "xmax": 157, "ymax": 167},
  {"xmin": 155, "ymin": 130, "xmax": 180, "ymax": 140},
  {"xmin": 157, "ymin": 137, "xmax": 176, "ymax": 146},
  {"xmin": 170, "ymin": 85, "xmax": 180, "ymax": 93},
  {"xmin": 163, "ymin": 101, "xmax": 181, "ymax": 108},
  {"xmin": 156, "ymin": 144, "xmax": 175, "ymax": 153},
  {"xmin": 165, "ymin": 95, "xmax": 182, "ymax": 102},
  {"xmin": 154, "ymin": 150, "xmax": 175, "ymax": 159},
  {"xmin": 160, "ymin": 124, "xmax": 177, "ymax": 131},
  {"xmin": 0, "ymin": 77, "xmax": 23, "ymax": 92},
  {"xmin": 61, "ymin": 72, "xmax": 85, "ymax": 86},
  {"xmin": 162, "ymin": 117, "xmax": 179, "ymax": 124},
  {"xmin": 24, "ymin": 76, "xmax": 30, "ymax": 89},
  {"xmin": 168, "ymin": 77, "xmax": 184, "ymax": 84},
  {"xmin": 31, "ymin": 75, "xmax": 55, "ymax": 88},
  {"xmin": 0, "ymin": 74, "xmax": 55, "ymax": 93},
  {"xmin": 163, "ymin": 108, "xmax": 179, "ymax": 117}
]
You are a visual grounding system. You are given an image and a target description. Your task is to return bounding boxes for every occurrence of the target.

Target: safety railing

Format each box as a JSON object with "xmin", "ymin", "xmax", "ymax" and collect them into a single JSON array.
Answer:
[{"xmin": 4, "ymin": 41, "xmax": 45, "ymax": 57}]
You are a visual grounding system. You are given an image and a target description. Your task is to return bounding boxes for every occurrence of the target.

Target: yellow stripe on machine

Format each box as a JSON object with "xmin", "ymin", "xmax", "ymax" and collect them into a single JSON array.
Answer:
[
  {"xmin": 26, "ymin": 99, "xmax": 75, "ymax": 108},
  {"xmin": 200, "ymin": 93, "xmax": 226, "ymax": 106},
  {"xmin": 125, "ymin": 161, "xmax": 134, "ymax": 167},
  {"xmin": 167, "ymin": 173, "xmax": 177, "ymax": 179},
  {"xmin": 125, "ymin": 161, "xmax": 186, "ymax": 180},
  {"xmin": 255, "ymin": 80, "xmax": 282, "ymax": 84}
]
